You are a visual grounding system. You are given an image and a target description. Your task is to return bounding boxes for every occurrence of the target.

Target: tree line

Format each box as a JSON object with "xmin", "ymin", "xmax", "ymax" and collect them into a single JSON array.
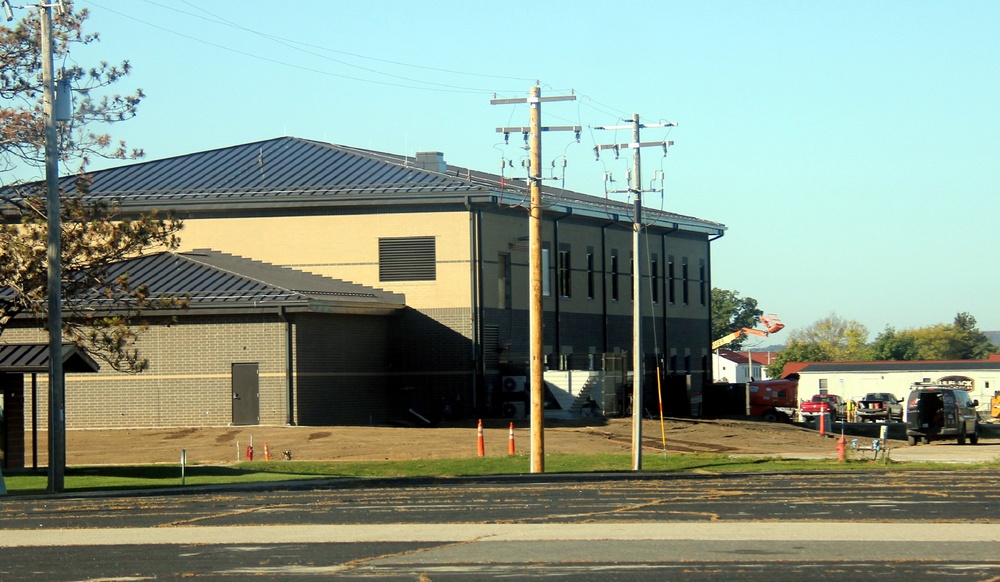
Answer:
[{"xmin": 711, "ymin": 289, "xmax": 998, "ymax": 379}]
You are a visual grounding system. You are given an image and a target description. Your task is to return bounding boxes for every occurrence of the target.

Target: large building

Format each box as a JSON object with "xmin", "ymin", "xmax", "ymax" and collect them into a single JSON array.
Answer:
[{"xmin": 1, "ymin": 137, "xmax": 726, "ymax": 433}]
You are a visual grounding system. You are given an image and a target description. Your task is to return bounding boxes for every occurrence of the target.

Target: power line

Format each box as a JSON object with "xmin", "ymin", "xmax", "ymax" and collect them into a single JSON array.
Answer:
[{"xmin": 88, "ymin": 1, "xmax": 527, "ymax": 94}]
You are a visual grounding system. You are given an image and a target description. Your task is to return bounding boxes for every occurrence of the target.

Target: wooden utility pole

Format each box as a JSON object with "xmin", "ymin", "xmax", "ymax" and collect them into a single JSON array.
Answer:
[
  {"xmin": 491, "ymin": 86, "xmax": 578, "ymax": 473},
  {"xmin": 595, "ymin": 115, "xmax": 675, "ymax": 470}
]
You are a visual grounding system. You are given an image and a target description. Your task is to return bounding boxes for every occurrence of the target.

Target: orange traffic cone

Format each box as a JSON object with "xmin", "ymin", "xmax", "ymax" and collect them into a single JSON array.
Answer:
[
  {"xmin": 477, "ymin": 419, "xmax": 485, "ymax": 457},
  {"xmin": 508, "ymin": 422, "xmax": 516, "ymax": 455},
  {"xmin": 263, "ymin": 442, "xmax": 271, "ymax": 461}
]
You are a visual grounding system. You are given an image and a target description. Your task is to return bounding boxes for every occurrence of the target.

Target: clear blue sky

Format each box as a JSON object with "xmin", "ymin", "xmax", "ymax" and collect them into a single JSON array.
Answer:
[{"xmin": 49, "ymin": 1, "xmax": 1000, "ymax": 337}]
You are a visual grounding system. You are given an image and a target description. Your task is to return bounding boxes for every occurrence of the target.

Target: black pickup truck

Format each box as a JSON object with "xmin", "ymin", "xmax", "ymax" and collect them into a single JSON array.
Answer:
[{"xmin": 856, "ymin": 392, "xmax": 904, "ymax": 422}]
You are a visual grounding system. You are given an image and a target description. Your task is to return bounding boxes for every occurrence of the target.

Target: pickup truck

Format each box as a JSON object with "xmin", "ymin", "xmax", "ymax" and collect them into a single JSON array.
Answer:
[
  {"xmin": 856, "ymin": 392, "xmax": 903, "ymax": 422},
  {"xmin": 800, "ymin": 394, "xmax": 845, "ymax": 422}
]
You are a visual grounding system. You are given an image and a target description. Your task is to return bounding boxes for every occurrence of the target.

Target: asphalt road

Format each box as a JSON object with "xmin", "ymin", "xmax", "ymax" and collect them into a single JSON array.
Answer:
[{"xmin": 3, "ymin": 471, "xmax": 1000, "ymax": 580}]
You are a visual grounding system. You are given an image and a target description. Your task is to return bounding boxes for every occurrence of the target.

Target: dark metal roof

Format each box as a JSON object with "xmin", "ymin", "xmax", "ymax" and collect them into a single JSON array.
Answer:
[
  {"xmin": 0, "ymin": 343, "xmax": 100, "ymax": 373},
  {"xmin": 799, "ymin": 361, "xmax": 1000, "ymax": 373},
  {"xmin": 2, "ymin": 137, "xmax": 725, "ymax": 234},
  {"xmin": 61, "ymin": 137, "xmax": 486, "ymax": 204},
  {"xmin": 74, "ymin": 249, "xmax": 406, "ymax": 314},
  {"xmin": 351, "ymin": 145, "xmax": 727, "ymax": 233}
]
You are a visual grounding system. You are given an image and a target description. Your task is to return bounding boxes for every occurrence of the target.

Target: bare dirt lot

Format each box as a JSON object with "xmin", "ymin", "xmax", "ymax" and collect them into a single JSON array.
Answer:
[{"xmin": 24, "ymin": 417, "xmax": 854, "ymax": 466}]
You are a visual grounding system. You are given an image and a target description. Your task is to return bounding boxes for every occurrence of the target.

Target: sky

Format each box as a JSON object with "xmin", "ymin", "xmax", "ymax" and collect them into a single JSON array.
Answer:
[{"xmin": 15, "ymin": 0, "xmax": 1000, "ymax": 338}]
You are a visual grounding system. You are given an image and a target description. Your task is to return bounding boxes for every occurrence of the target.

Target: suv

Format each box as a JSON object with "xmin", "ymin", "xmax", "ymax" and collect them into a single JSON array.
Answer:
[{"xmin": 905, "ymin": 384, "xmax": 980, "ymax": 445}]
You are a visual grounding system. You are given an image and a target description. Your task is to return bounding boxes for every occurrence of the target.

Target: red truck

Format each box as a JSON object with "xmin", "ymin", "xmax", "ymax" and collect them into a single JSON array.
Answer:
[{"xmin": 800, "ymin": 394, "xmax": 846, "ymax": 422}]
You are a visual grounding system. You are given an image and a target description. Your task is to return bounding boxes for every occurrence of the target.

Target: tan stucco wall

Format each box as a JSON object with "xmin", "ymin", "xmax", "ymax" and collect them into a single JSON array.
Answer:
[{"xmin": 176, "ymin": 212, "xmax": 473, "ymax": 309}]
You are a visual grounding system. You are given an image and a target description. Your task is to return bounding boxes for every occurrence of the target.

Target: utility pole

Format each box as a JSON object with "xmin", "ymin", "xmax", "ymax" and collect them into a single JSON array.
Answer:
[
  {"xmin": 595, "ymin": 114, "xmax": 675, "ymax": 470},
  {"xmin": 40, "ymin": 1, "xmax": 65, "ymax": 493},
  {"xmin": 491, "ymin": 86, "xmax": 578, "ymax": 474}
]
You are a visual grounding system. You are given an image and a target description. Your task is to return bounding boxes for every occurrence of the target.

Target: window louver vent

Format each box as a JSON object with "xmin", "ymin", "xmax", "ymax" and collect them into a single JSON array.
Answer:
[{"xmin": 379, "ymin": 236, "xmax": 436, "ymax": 281}]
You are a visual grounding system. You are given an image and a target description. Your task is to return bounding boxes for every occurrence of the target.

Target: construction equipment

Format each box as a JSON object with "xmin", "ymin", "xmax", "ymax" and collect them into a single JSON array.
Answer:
[{"xmin": 712, "ymin": 314, "xmax": 785, "ymax": 350}]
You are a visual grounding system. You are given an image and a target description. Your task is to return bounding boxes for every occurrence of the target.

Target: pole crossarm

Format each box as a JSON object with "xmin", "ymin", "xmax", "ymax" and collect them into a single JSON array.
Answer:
[
  {"xmin": 496, "ymin": 125, "xmax": 582, "ymax": 133},
  {"xmin": 490, "ymin": 94, "xmax": 577, "ymax": 105}
]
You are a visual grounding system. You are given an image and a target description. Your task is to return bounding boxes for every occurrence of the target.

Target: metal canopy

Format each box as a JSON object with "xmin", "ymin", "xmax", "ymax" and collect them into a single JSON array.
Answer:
[{"xmin": 0, "ymin": 343, "xmax": 100, "ymax": 373}]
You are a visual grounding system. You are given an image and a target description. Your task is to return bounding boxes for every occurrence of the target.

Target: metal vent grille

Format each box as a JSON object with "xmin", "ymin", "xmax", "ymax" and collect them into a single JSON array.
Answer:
[
  {"xmin": 483, "ymin": 325, "xmax": 499, "ymax": 372},
  {"xmin": 379, "ymin": 236, "xmax": 436, "ymax": 281}
]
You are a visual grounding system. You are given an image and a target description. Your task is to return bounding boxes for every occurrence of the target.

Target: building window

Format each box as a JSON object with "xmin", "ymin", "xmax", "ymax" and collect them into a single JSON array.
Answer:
[
  {"xmin": 699, "ymin": 260, "xmax": 707, "ymax": 306},
  {"xmin": 557, "ymin": 248, "xmax": 571, "ymax": 298},
  {"xmin": 542, "ymin": 246, "xmax": 551, "ymax": 297},
  {"xmin": 630, "ymin": 252, "xmax": 634, "ymax": 302},
  {"xmin": 819, "ymin": 379, "xmax": 828, "ymax": 394},
  {"xmin": 586, "ymin": 249, "xmax": 595, "ymax": 300},
  {"xmin": 498, "ymin": 253, "xmax": 511, "ymax": 310},
  {"xmin": 681, "ymin": 259, "xmax": 689, "ymax": 305},
  {"xmin": 651, "ymin": 255, "xmax": 659, "ymax": 304},
  {"xmin": 611, "ymin": 251, "xmax": 619, "ymax": 301},
  {"xmin": 379, "ymin": 236, "xmax": 435, "ymax": 281},
  {"xmin": 667, "ymin": 256, "xmax": 675, "ymax": 304}
]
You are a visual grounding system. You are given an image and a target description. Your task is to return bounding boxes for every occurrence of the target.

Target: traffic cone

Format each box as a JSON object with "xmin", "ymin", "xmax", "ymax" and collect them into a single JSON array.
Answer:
[
  {"xmin": 508, "ymin": 422, "xmax": 516, "ymax": 455},
  {"xmin": 477, "ymin": 419, "xmax": 485, "ymax": 457},
  {"xmin": 263, "ymin": 442, "xmax": 271, "ymax": 461}
]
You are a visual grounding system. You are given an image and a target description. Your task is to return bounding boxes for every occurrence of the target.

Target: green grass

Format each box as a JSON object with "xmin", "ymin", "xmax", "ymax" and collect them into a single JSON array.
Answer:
[{"xmin": 3, "ymin": 453, "xmax": 997, "ymax": 496}]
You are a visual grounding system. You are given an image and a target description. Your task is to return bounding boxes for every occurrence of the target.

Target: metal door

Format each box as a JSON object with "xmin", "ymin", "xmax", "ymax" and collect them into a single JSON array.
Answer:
[{"xmin": 231, "ymin": 363, "xmax": 259, "ymax": 425}]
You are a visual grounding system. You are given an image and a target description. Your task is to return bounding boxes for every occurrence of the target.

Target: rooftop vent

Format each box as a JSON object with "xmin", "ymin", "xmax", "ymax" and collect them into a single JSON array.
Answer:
[{"xmin": 414, "ymin": 151, "xmax": 447, "ymax": 174}]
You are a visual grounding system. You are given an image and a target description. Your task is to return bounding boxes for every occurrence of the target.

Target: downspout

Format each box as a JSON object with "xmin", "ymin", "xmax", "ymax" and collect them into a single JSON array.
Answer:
[
  {"xmin": 467, "ymin": 199, "xmax": 482, "ymax": 412},
  {"xmin": 660, "ymin": 224, "xmax": 679, "ymax": 369},
  {"xmin": 278, "ymin": 306, "xmax": 294, "ymax": 425}
]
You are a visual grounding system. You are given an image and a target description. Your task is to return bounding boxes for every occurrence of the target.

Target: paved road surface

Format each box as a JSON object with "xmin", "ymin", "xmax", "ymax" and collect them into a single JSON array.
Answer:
[{"xmin": 3, "ymin": 471, "xmax": 1000, "ymax": 580}]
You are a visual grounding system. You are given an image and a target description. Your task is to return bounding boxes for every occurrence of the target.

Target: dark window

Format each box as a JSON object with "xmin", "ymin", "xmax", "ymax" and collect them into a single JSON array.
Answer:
[
  {"xmin": 667, "ymin": 257, "xmax": 675, "ymax": 304},
  {"xmin": 682, "ymin": 259, "xmax": 689, "ymax": 305},
  {"xmin": 586, "ymin": 250, "xmax": 595, "ymax": 300},
  {"xmin": 611, "ymin": 251, "xmax": 619, "ymax": 301},
  {"xmin": 379, "ymin": 236, "xmax": 435, "ymax": 281},
  {"xmin": 498, "ymin": 253, "xmax": 511, "ymax": 310},
  {"xmin": 651, "ymin": 256, "xmax": 659, "ymax": 303},
  {"xmin": 557, "ymin": 248, "xmax": 571, "ymax": 298},
  {"xmin": 542, "ymin": 246, "xmax": 551, "ymax": 297},
  {"xmin": 699, "ymin": 260, "xmax": 707, "ymax": 306},
  {"xmin": 630, "ymin": 252, "xmax": 634, "ymax": 302}
]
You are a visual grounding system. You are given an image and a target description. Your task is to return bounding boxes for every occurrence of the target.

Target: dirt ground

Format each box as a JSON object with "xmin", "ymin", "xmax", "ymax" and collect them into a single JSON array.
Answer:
[{"xmin": 21, "ymin": 417, "xmax": 851, "ymax": 466}]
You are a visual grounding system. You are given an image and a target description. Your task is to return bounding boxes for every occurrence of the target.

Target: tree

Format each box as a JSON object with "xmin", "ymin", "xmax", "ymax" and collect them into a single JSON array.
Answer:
[
  {"xmin": 710, "ymin": 288, "xmax": 764, "ymax": 351},
  {"xmin": 0, "ymin": 4, "xmax": 182, "ymax": 372},
  {"xmin": 868, "ymin": 326, "xmax": 919, "ymax": 361},
  {"xmin": 788, "ymin": 313, "xmax": 869, "ymax": 362},
  {"xmin": 869, "ymin": 313, "xmax": 997, "ymax": 361},
  {"xmin": 950, "ymin": 312, "xmax": 997, "ymax": 360},
  {"xmin": 765, "ymin": 340, "xmax": 834, "ymax": 379},
  {"xmin": 1, "ymin": 3, "xmax": 144, "ymax": 175}
]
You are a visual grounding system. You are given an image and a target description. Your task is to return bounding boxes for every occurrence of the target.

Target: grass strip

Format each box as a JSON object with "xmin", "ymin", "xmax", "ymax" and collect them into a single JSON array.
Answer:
[{"xmin": 3, "ymin": 453, "xmax": 996, "ymax": 495}]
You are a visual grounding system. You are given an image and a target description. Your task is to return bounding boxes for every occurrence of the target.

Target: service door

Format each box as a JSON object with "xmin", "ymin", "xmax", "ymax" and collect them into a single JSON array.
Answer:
[{"xmin": 232, "ymin": 363, "xmax": 259, "ymax": 425}]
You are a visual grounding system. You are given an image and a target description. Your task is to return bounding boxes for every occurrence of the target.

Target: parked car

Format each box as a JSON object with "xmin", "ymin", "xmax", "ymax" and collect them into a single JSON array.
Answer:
[
  {"xmin": 800, "ymin": 394, "xmax": 846, "ymax": 422},
  {"xmin": 856, "ymin": 392, "xmax": 904, "ymax": 422},
  {"xmin": 905, "ymin": 384, "xmax": 979, "ymax": 445}
]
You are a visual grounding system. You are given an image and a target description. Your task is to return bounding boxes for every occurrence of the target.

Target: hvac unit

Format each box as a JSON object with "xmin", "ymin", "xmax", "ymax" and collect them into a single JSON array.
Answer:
[
  {"xmin": 501, "ymin": 376, "xmax": 527, "ymax": 393},
  {"xmin": 501, "ymin": 401, "xmax": 526, "ymax": 419}
]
